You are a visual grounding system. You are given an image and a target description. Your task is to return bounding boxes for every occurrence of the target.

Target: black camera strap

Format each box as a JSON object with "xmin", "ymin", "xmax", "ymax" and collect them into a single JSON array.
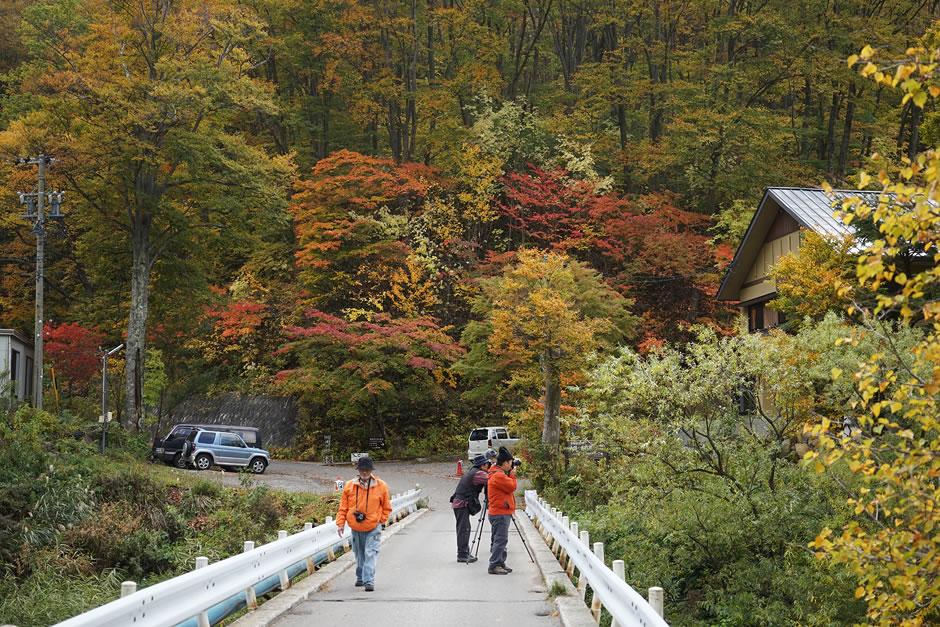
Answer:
[{"xmin": 355, "ymin": 480, "xmax": 371, "ymax": 518}]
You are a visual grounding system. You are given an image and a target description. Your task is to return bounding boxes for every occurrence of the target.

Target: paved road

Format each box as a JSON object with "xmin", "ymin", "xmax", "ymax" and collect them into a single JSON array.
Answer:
[{"xmin": 191, "ymin": 459, "xmax": 560, "ymax": 627}]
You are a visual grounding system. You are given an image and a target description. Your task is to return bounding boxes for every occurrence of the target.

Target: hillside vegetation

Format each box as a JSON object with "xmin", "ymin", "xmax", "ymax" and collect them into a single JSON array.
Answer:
[{"xmin": 1, "ymin": 0, "xmax": 940, "ymax": 624}]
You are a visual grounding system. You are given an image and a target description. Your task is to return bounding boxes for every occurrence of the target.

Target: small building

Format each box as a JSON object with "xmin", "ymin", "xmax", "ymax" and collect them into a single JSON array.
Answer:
[
  {"xmin": 716, "ymin": 187, "xmax": 877, "ymax": 331},
  {"xmin": 0, "ymin": 328, "xmax": 35, "ymax": 402}
]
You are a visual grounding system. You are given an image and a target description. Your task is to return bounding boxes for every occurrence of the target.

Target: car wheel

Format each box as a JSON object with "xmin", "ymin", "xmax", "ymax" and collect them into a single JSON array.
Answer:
[
  {"xmin": 172, "ymin": 453, "xmax": 188, "ymax": 469},
  {"xmin": 249, "ymin": 458, "xmax": 268, "ymax": 474},
  {"xmin": 194, "ymin": 454, "xmax": 212, "ymax": 471}
]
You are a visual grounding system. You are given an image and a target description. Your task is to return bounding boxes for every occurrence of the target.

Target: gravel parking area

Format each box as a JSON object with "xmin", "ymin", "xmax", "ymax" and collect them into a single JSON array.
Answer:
[{"xmin": 172, "ymin": 459, "xmax": 465, "ymax": 510}]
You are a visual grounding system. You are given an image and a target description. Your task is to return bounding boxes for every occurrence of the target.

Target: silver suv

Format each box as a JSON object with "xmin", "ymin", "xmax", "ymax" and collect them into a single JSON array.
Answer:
[{"xmin": 183, "ymin": 429, "xmax": 270, "ymax": 474}]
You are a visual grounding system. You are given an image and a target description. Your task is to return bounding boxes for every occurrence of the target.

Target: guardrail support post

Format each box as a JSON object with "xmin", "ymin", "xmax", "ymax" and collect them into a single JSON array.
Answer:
[
  {"xmin": 578, "ymin": 531, "xmax": 589, "ymax": 600},
  {"xmin": 648, "ymin": 586, "xmax": 664, "ymax": 618},
  {"xmin": 277, "ymin": 531, "xmax": 290, "ymax": 590},
  {"xmin": 559, "ymin": 516, "xmax": 570, "ymax": 566},
  {"xmin": 303, "ymin": 523, "xmax": 316, "ymax": 573},
  {"xmin": 590, "ymin": 542, "xmax": 604, "ymax": 623},
  {"xmin": 120, "ymin": 581, "xmax": 136, "ymax": 598},
  {"xmin": 611, "ymin": 560, "xmax": 625, "ymax": 627},
  {"xmin": 195, "ymin": 557, "xmax": 210, "ymax": 627},
  {"xmin": 567, "ymin": 522, "xmax": 579, "ymax": 577},
  {"xmin": 243, "ymin": 541, "xmax": 258, "ymax": 609}
]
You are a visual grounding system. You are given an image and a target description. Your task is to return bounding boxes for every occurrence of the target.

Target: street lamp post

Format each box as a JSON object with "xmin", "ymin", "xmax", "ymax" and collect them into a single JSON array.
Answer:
[
  {"xmin": 101, "ymin": 344, "xmax": 123, "ymax": 454},
  {"xmin": 15, "ymin": 155, "xmax": 64, "ymax": 410}
]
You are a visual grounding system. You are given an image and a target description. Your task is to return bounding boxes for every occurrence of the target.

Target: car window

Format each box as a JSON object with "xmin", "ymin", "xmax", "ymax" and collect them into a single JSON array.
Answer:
[
  {"xmin": 220, "ymin": 434, "xmax": 243, "ymax": 448},
  {"xmin": 169, "ymin": 427, "xmax": 190, "ymax": 439},
  {"xmin": 495, "ymin": 429, "xmax": 509, "ymax": 439},
  {"xmin": 239, "ymin": 431, "xmax": 257, "ymax": 446},
  {"xmin": 469, "ymin": 429, "xmax": 489, "ymax": 441},
  {"xmin": 197, "ymin": 432, "xmax": 216, "ymax": 444}
]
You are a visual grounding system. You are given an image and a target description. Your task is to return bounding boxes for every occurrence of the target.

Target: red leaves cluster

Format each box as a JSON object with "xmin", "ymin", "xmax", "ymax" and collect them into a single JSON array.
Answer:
[
  {"xmin": 44, "ymin": 322, "xmax": 105, "ymax": 395},
  {"xmin": 497, "ymin": 167, "xmax": 736, "ymax": 345}
]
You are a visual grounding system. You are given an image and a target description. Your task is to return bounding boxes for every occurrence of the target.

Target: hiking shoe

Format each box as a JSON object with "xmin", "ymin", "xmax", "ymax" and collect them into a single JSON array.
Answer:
[
  {"xmin": 457, "ymin": 556, "xmax": 478, "ymax": 563},
  {"xmin": 364, "ymin": 583, "xmax": 374, "ymax": 592},
  {"xmin": 355, "ymin": 581, "xmax": 364, "ymax": 587},
  {"xmin": 499, "ymin": 563, "xmax": 512, "ymax": 573},
  {"xmin": 488, "ymin": 565, "xmax": 510, "ymax": 575}
]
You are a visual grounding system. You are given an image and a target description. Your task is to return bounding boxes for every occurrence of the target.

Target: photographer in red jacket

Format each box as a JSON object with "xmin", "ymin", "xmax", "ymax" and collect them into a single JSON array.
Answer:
[{"xmin": 487, "ymin": 446, "xmax": 518, "ymax": 575}]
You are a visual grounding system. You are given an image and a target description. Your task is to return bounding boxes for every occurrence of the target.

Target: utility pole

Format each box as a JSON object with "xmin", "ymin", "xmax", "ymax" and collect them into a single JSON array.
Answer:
[
  {"xmin": 15, "ymin": 155, "xmax": 64, "ymax": 411},
  {"xmin": 101, "ymin": 343, "xmax": 123, "ymax": 454}
]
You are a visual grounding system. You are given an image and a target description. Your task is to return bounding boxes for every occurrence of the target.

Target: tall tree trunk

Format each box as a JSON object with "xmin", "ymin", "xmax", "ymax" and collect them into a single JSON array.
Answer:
[
  {"xmin": 541, "ymin": 351, "xmax": 561, "ymax": 447},
  {"xmin": 387, "ymin": 99, "xmax": 402, "ymax": 162},
  {"xmin": 125, "ymin": 222, "xmax": 150, "ymax": 430},
  {"xmin": 425, "ymin": 0, "xmax": 436, "ymax": 164},
  {"xmin": 800, "ymin": 78, "xmax": 812, "ymax": 160},
  {"xmin": 825, "ymin": 91, "xmax": 843, "ymax": 176},
  {"xmin": 909, "ymin": 103, "xmax": 922, "ymax": 160},
  {"xmin": 837, "ymin": 84, "xmax": 857, "ymax": 181}
]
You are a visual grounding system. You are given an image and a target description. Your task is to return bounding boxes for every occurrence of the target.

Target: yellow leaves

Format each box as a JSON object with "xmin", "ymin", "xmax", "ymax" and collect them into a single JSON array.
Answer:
[
  {"xmin": 856, "ymin": 586, "xmax": 866, "ymax": 599},
  {"xmin": 847, "ymin": 54, "xmax": 859, "ymax": 68},
  {"xmin": 832, "ymin": 367, "xmax": 843, "ymax": 381}
]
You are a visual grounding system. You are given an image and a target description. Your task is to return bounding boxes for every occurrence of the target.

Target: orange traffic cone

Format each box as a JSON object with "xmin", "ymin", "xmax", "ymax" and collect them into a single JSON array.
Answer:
[{"xmin": 456, "ymin": 458, "xmax": 463, "ymax": 476}]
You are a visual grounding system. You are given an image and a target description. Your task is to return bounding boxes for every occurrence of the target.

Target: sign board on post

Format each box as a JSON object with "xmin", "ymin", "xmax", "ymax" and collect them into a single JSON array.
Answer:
[
  {"xmin": 98, "ymin": 411, "xmax": 113, "ymax": 423},
  {"xmin": 350, "ymin": 452, "xmax": 367, "ymax": 464},
  {"xmin": 368, "ymin": 437, "xmax": 385, "ymax": 450}
]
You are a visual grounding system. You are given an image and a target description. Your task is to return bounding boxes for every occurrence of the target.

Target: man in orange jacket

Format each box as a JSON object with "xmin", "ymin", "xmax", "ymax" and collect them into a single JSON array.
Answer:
[
  {"xmin": 336, "ymin": 456, "xmax": 392, "ymax": 591},
  {"xmin": 487, "ymin": 446, "xmax": 517, "ymax": 575}
]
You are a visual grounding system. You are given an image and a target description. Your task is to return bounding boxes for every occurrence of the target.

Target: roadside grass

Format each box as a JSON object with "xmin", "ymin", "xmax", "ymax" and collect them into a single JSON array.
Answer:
[{"xmin": 0, "ymin": 406, "xmax": 338, "ymax": 626}]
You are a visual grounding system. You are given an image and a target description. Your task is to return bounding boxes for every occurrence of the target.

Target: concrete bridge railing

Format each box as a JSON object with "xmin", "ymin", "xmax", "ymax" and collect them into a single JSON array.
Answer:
[
  {"xmin": 525, "ymin": 490, "xmax": 669, "ymax": 627},
  {"xmin": 52, "ymin": 487, "xmax": 424, "ymax": 627}
]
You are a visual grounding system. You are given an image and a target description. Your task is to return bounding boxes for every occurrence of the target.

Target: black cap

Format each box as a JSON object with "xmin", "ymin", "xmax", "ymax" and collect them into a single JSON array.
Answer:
[{"xmin": 356, "ymin": 456, "xmax": 374, "ymax": 470}]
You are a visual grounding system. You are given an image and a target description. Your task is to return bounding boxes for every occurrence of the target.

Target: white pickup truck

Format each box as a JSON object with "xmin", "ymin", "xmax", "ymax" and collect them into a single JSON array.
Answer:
[{"xmin": 466, "ymin": 426, "xmax": 520, "ymax": 461}]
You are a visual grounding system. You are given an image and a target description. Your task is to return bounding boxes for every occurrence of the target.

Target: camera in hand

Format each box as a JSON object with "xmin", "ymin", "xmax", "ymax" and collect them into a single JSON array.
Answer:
[
  {"xmin": 353, "ymin": 510, "xmax": 366, "ymax": 523},
  {"xmin": 511, "ymin": 458, "xmax": 522, "ymax": 468}
]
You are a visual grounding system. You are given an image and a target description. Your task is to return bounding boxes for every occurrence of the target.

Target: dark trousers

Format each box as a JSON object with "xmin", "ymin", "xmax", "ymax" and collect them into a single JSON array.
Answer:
[
  {"xmin": 489, "ymin": 514, "xmax": 510, "ymax": 568},
  {"xmin": 454, "ymin": 506, "xmax": 471, "ymax": 558}
]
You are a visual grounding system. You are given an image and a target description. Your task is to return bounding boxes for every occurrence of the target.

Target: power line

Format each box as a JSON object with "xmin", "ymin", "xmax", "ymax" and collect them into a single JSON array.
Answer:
[{"xmin": 14, "ymin": 155, "xmax": 65, "ymax": 411}]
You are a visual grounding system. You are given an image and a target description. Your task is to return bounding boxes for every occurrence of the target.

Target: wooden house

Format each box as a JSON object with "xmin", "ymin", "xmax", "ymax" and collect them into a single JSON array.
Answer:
[
  {"xmin": 0, "ymin": 328, "xmax": 34, "ymax": 402},
  {"xmin": 716, "ymin": 187, "xmax": 875, "ymax": 330}
]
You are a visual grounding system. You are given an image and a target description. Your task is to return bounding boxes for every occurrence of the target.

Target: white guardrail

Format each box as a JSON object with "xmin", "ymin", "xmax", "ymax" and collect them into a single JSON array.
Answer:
[
  {"xmin": 53, "ymin": 487, "xmax": 423, "ymax": 627},
  {"xmin": 525, "ymin": 490, "xmax": 669, "ymax": 627}
]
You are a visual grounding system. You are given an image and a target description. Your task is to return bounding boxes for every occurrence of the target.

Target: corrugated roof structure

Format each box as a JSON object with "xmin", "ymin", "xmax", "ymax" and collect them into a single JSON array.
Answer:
[{"xmin": 716, "ymin": 187, "xmax": 882, "ymax": 302}]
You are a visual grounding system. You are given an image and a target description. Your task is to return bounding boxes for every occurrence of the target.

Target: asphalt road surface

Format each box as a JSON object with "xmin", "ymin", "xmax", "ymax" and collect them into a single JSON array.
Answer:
[{"xmin": 184, "ymin": 459, "xmax": 560, "ymax": 626}]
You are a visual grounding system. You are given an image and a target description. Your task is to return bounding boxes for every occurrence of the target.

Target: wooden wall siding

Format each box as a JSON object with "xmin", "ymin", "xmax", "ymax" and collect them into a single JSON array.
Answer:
[
  {"xmin": 766, "ymin": 210, "xmax": 801, "ymax": 241},
  {"xmin": 739, "ymin": 230, "xmax": 802, "ymax": 303}
]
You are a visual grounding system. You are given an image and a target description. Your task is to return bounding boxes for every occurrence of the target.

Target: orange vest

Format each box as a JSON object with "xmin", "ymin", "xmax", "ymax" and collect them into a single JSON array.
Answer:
[
  {"xmin": 487, "ymin": 468, "xmax": 516, "ymax": 515},
  {"xmin": 336, "ymin": 475, "xmax": 392, "ymax": 532}
]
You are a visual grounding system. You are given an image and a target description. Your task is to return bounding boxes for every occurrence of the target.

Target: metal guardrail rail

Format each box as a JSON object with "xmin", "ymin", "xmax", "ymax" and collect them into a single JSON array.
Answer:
[
  {"xmin": 52, "ymin": 487, "xmax": 423, "ymax": 627},
  {"xmin": 525, "ymin": 490, "xmax": 669, "ymax": 627}
]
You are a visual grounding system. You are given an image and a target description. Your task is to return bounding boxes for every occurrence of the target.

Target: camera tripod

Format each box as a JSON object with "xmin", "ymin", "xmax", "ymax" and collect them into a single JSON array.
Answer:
[{"xmin": 468, "ymin": 494, "xmax": 536, "ymax": 564}]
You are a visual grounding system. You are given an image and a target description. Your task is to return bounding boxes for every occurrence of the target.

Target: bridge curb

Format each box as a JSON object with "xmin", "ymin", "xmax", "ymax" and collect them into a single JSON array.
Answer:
[
  {"xmin": 228, "ymin": 507, "xmax": 430, "ymax": 627},
  {"xmin": 518, "ymin": 508, "xmax": 597, "ymax": 627}
]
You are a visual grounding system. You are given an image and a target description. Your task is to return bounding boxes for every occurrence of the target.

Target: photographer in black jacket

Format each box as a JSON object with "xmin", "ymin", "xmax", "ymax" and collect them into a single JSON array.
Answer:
[{"xmin": 449, "ymin": 454, "xmax": 491, "ymax": 563}]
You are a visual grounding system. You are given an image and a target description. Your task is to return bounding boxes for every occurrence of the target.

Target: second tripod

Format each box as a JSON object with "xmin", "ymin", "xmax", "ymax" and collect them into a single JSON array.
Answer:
[{"xmin": 468, "ymin": 495, "xmax": 536, "ymax": 564}]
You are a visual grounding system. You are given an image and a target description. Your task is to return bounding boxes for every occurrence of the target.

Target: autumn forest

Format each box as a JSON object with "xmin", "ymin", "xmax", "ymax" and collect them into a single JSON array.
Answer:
[{"xmin": 2, "ymin": 0, "xmax": 940, "ymax": 624}]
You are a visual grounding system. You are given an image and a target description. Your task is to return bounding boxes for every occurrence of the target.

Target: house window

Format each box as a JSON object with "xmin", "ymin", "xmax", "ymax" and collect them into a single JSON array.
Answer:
[
  {"xmin": 748, "ymin": 303, "xmax": 765, "ymax": 332},
  {"xmin": 25, "ymin": 357, "xmax": 33, "ymax": 399},
  {"xmin": 10, "ymin": 349, "xmax": 18, "ymax": 383}
]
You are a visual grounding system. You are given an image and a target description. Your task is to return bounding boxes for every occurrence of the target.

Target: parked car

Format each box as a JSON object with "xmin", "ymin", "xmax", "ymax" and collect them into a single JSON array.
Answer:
[
  {"xmin": 466, "ymin": 426, "xmax": 520, "ymax": 460},
  {"xmin": 182, "ymin": 428, "xmax": 270, "ymax": 474},
  {"xmin": 151, "ymin": 423, "xmax": 263, "ymax": 468}
]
